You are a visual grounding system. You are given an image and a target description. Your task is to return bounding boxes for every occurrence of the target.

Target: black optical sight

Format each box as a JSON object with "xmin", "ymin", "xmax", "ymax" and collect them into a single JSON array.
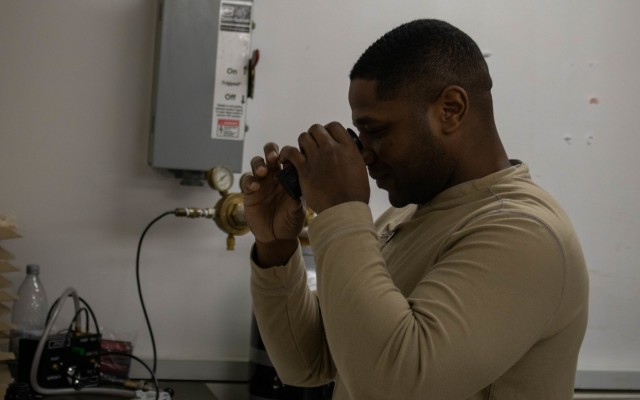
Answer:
[{"xmin": 277, "ymin": 128, "xmax": 362, "ymax": 199}]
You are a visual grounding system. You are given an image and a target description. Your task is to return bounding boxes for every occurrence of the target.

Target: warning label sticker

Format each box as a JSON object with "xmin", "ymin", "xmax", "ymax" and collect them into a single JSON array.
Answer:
[{"xmin": 216, "ymin": 118, "xmax": 241, "ymax": 138}]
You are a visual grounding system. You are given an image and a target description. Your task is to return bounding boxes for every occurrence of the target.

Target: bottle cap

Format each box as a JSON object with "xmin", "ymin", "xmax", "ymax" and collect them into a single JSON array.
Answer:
[{"xmin": 26, "ymin": 264, "xmax": 40, "ymax": 275}]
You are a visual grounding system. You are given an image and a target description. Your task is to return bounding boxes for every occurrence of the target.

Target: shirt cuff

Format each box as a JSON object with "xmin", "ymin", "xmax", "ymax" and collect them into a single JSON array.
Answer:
[{"xmin": 250, "ymin": 242, "xmax": 307, "ymax": 295}]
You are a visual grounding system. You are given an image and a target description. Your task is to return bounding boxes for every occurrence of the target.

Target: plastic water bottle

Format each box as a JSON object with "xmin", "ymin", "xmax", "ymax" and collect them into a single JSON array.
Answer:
[{"xmin": 10, "ymin": 264, "xmax": 49, "ymax": 357}]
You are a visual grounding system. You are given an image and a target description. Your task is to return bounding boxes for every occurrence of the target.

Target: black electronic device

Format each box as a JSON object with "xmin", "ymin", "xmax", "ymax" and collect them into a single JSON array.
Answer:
[
  {"xmin": 16, "ymin": 332, "xmax": 101, "ymax": 392},
  {"xmin": 24, "ymin": 288, "xmax": 137, "ymax": 398},
  {"xmin": 277, "ymin": 128, "xmax": 363, "ymax": 199}
]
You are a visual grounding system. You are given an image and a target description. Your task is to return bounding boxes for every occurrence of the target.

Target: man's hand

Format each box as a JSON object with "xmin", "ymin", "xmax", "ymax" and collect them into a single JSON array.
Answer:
[
  {"xmin": 280, "ymin": 122, "xmax": 370, "ymax": 213},
  {"xmin": 241, "ymin": 142, "xmax": 306, "ymax": 267}
]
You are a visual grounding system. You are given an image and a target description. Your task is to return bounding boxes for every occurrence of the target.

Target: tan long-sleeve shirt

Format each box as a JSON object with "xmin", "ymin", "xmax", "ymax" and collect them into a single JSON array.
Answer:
[{"xmin": 251, "ymin": 163, "xmax": 589, "ymax": 399}]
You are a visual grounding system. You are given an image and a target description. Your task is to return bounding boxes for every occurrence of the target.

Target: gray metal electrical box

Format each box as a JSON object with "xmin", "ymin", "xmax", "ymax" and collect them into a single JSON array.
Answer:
[{"xmin": 149, "ymin": 0, "xmax": 254, "ymax": 185}]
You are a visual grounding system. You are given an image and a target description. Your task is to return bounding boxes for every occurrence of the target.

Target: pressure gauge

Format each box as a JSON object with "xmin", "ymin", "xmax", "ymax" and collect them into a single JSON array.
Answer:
[{"xmin": 207, "ymin": 166, "xmax": 234, "ymax": 192}]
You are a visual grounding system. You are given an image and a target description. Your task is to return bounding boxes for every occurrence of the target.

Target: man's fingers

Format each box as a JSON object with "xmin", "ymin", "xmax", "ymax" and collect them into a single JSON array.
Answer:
[
  {"xmin": 250, "ymin": 155, "xmax": 268, "ymax": 178},
  {"xmin": 279, "ymin": 145, "xmax": 306, "ymax": 170},
  {"xmin": 239, "ymin": 172, "xmax": 259, "ymax": 194},
  {"xmin": 263, "ymin": 142, "xmax": 281, "ymax": 171}
]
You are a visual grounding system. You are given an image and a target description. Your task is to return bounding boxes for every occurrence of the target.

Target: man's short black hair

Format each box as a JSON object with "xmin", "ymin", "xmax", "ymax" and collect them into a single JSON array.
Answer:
[{"xmin": 350, "ymin": 19, "xmax": 493, "ymax": 104}]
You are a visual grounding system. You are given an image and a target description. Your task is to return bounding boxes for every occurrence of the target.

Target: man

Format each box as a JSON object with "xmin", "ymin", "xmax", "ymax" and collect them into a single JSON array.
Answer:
[{"xmin": 241, "ymin": 19, "xmax": 589, "ymax": 400}]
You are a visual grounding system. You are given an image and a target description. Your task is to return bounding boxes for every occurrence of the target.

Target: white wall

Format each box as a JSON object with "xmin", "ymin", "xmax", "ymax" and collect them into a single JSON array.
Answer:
[{"xmin": 1, "ymin": 0, "xmax": 639, "ymax": 387}]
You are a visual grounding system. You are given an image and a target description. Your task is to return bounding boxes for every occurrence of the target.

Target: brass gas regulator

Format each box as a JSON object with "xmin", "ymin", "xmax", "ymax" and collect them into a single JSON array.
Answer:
[
  {"xmin": 202, "ymin": 165, "xmax": 316, "ymax": 250},
  {"xmin": 206, "ymin": 166, "xmax": 249, "ymax": 250}
]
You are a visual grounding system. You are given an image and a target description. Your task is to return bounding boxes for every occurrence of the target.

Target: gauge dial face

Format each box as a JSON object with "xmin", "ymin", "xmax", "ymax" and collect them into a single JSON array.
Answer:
[{"xmin": 208, "ymin": 166, "xmax": 233, "ymax": 192}]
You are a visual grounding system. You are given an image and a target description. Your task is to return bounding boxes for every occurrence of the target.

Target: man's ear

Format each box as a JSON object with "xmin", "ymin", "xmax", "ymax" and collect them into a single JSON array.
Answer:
[{"xmin": 434, "ymin": 85, "xmax": 468, "ymax": 134}]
